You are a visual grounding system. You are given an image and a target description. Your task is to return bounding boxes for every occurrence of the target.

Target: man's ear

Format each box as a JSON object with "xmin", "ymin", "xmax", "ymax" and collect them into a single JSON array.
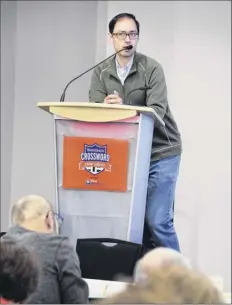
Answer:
[{"xmin": 45, "ymin": 212, "xmax": 52, "ymax": 230}]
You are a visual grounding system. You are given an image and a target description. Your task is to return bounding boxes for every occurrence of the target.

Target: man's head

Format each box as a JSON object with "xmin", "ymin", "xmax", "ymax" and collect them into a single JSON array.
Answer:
[
  {"xmin": 11, "ymin": 195, "xmax": 62, "ymax": 234},
  {"xmin": 0, "ymin": 240, "xmax": 39, "ymax": 303},
  {"xmin": 108, "ymin": 13, "xmax": 140, "ymax": 58},
  {"xmin": 134, "ymin": 247, "xmax": 191, "ymax": 283},
  {"xmin": 103, "ymin": 265, "xmax": 225, "ymax": 304}
]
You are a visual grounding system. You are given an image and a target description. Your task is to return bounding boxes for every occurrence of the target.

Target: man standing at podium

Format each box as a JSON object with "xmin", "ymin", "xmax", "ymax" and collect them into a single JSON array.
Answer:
[{"xmin": 89, "ymin": 13, "xmax": 182, "ymax": 252}]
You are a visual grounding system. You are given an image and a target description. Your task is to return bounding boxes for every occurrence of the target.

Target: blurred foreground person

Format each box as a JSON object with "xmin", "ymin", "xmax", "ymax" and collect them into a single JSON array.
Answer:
[
  {"xmin": 103, "ymin": 265, "xmax": 225, "ymax": 304},
  {"xmin": 0, "ymin": 240, "xmax": 39, "ymax": 304},
  {"xmin": 2, "ymin": 195, "xmax": 89, "ymax": 304},
  {"xmin": 134, "ymin": 247, "xmax": 191, "ymax": 283}
]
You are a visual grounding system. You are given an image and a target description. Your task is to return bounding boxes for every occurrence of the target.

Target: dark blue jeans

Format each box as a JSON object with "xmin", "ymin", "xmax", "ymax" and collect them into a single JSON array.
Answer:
[{"xmin": 145, "ymin": 155, "xmax": 181, "ymax": 251}]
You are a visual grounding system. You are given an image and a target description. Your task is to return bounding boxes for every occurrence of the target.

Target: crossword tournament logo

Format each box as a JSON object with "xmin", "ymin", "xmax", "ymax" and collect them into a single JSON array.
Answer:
[{"xmin": 78, "ymin": 143, "xmax": 112, "ymax": 176}]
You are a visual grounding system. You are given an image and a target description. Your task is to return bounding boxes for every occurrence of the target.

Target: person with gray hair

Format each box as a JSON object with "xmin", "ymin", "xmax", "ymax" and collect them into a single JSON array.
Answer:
[
  {"xmin": 134, "ymin": 247, "xmax": 191, "ymax": 284},
  {"xmin": 2, "ymin": 195, "xmax": 89, "ymax": 304},
  {"xmin": 103, "ymin": 264, "xmax": 225, "ymax": 304},
  {"xmin": 10, "ymin": 194, "xmax": 60, "ymax": 234}
]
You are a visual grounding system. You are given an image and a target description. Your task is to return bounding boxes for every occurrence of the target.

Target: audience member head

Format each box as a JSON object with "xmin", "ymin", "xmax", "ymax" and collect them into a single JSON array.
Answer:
[
  {"xmin": 134, "ymin": 247, "xmax": 191, "ymax": 283},
  {"xmin": 0, "ymin": 240, "xmax": 39, "ymax": 303},
  {"xmin": 103, "ymin": 265, "xmax": 225, "ymax": 304},
  {"xmin": 11, "ymin": 195, "xmax": 62, "ymax": 234}
]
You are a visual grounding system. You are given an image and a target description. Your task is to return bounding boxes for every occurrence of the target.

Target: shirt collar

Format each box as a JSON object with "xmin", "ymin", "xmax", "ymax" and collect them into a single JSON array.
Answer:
[{"xmin": 115, "ymin": 55, "xmax": 134, "ymax": 70}]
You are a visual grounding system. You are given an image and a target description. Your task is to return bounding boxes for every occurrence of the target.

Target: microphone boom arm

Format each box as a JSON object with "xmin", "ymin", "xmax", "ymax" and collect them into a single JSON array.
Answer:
[{"xmin": 60, "ymin": 45, "xmax": 133, "ymax": 102}]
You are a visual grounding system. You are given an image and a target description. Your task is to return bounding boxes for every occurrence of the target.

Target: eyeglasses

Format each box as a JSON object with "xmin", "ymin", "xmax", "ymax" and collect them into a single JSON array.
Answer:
[
  {"xmin": 53, "ymin": 212, "xmax": 64, "ymax": 227},
  {"xmin": 112, "ymin": 31, "xmax": 139, "ymax": 40},
  {"xmin": 47, "ymin": 210, "xmax": 64, "ymax": 227}
]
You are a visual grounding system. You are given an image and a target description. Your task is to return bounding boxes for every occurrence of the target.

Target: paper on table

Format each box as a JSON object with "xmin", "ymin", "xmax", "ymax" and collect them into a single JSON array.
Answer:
[{"xmin": 84, "ymin": 278, "xmax": 128, "ymax": 299}]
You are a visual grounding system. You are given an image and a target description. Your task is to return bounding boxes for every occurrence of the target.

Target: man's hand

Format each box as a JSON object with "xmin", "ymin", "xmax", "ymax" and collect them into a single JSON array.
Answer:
[{"xmin": 104, "ymin": 93, "xmax": 122, "ymax": 104}]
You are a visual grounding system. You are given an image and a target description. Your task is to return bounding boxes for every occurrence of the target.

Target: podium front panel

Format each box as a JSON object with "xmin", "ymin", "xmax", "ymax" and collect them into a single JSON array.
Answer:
[
  {"xmin": 54, "ymin": 118, "xmax": 137, "ymax": 247},
  {"xmin": 54, "ymin": 114, "xmax": 154, "ymax": 248}
]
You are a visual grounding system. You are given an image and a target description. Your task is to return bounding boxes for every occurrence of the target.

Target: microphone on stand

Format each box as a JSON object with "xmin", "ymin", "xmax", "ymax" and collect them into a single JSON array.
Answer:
[{"xmin": 60, "ymin": 45, "xmax": 133, "ymax": 102}]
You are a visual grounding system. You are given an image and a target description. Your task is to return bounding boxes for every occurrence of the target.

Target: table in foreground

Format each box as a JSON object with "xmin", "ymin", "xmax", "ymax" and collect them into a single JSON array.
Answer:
[{"xmin": 84, "ymin": 278, "xmax": 231, "ymax": 303}]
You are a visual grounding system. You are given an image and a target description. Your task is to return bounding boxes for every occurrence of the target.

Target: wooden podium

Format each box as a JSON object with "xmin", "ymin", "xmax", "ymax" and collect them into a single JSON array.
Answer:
[{"xmin": 37, "ymin": 102, "xmax": 164, "ymax": 247}]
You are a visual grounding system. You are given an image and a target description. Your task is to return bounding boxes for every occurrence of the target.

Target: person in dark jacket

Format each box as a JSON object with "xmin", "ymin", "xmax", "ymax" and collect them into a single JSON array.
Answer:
[
  {"xmin": 89, "ymin": 13, "xmax": 182, "ymax": 251},
  {"xmin": 2, "ymin": 194, "xmax": 89, "ymax": 304}
]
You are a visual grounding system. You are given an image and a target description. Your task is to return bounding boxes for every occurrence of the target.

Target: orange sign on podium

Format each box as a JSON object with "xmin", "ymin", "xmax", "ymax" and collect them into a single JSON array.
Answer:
[{"xmin": 62, "ymin": 136, "xmax": 129, "ymax": 192}]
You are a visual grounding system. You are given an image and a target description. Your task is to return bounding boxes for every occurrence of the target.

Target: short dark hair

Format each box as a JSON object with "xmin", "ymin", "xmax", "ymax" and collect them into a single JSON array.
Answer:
[
  {"xmin": 0, "ymin": 240, "xmax": 39, "ymax": 303},
  {"xmin": 109, "ymin": 13, "xmax": 140, "ymax": 34}
]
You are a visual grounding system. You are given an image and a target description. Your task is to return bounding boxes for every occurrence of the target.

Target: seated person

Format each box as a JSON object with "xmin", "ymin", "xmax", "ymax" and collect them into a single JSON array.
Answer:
[
  {"xmin": 2, "ymin": 195, "xmax": 89, "ymax": 304},
  {"xmin": 103, "ymin": 265, "xmax": 225, "ymax": 304},
  {"xmin": 0, "ymin": 240, "xmax": 39, "ymax": 304},
  {"xmin": 134, "ymin": 247, "xmax": 191, "ymax": 283}
]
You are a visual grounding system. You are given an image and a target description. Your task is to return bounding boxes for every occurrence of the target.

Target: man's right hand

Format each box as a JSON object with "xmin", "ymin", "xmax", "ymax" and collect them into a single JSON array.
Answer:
[{"xmin": 104, "ymin": 94, "xmax": 122, "ymax": 104}]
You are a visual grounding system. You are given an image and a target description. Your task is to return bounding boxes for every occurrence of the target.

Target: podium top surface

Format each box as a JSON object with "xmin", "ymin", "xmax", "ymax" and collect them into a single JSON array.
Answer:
[{"xmin": 37, "ymin": 102, "xmax": 164, "ymax": 125}]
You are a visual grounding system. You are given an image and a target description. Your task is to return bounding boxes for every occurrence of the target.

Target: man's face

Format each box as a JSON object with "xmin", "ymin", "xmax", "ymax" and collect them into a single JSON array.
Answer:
[{"xmin": 110, "ymin": 17, "xmax": 139, "ymax": 57}]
